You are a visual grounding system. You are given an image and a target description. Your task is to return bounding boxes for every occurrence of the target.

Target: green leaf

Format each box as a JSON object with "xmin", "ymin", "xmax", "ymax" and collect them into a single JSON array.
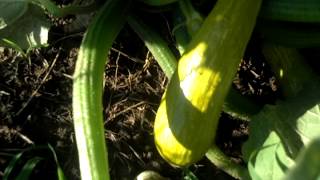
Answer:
[
  {"xmin": 183, "ymin": 168, "xmax": 198, "ymax": 180},
  {"xmin": 1, "ymin": 38, "xmax": 27, "ymax": 57},
  {"xmin": 16, "ymin": 157, "xmax": 44, "ymax": 180},
  {"xmin": 284, "ymin": 138, "xmax": 320, "ymax": 180},
  {"xmin": 47, "ymin": 144, "xmax": 66, "ymax": 180},
  {"xmin": 243, "ymin": 83, "xmax": 320, "ymax": 179},
  {"xmin": 3, "ymin": 144, "xmax": 65, "ymax": 180},
  {"xmin": 0, "ymin": 1, "xmax": 28, "ymax": 29},
  {"xmin": 3, "ymin": 147, "xmax": 45, "ymax": 180},
  {"xmin": 247, "ymin": 131, "xmax": 294, "ymax": 179},
  {"xmin": 0, "ymin": 3, "xmax": 50, "ymax": 50},
  {"xmin": 3, "ymin": 151, "xmax": 24, "ymax": 180}
]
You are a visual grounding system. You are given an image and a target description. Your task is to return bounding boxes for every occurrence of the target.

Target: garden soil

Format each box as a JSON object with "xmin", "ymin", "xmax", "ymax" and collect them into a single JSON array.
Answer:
[{"xmin": 0, "ymin": 1, "xmax": 280, "ymax": 179}]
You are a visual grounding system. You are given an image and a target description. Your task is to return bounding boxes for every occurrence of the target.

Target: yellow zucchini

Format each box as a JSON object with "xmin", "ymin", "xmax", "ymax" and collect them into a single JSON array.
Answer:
[{"xmin": 154, "ymin": 0, "xmax": 262, "ymax": 166}]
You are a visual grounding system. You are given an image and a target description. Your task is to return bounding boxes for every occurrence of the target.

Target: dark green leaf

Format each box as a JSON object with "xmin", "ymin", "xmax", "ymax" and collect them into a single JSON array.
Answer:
[
  {"xmin": 183, "ymin": 168, "xmax": 198, "ymax": 180},
  {"xmin": 0, "ymin": 1, "xmax": 28, "ymax": 29},
  {"xmin": 48, "ymin": 144, "xmax": 66, "ymax": 180},
  {"xmin": 3, "ymin": 151, "xmax": 24, "ymax": 180},
  {"xmin": 16, "ymin": 157, "xmax": 44, "ymax": 180},
  {"xmin": 284, "ymin": 138, "xmax": 320, "ymax": 180},
  {"xmin": 243, "ymin": 83, "xmax": 320, "ymax": 179},
  {"xmin": 0, "ymin": 3, "xmax": 50, "ymax": 50}
]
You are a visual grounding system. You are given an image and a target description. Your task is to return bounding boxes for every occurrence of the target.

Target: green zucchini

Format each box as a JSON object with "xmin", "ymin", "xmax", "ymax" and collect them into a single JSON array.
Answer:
[
  {"xmin": 72, "ymin": 0, "xmax": 131, "ymax": 179},
  {"xmin": 259, "ymin": 0, "xmax": 320, "ymax": 23},
  {"xmin": 154, "ymin": 0, "xmax": 262, "ymax": 166},
  {"xmin": 262, "ymin": 44, "xmax": 316, "ymax": 98},
  {"xmin": 258, "ymin": 20, "xmax": 320, "ymax": 48},
  {"xmin": 139, "ymin": 0, "xmax": 178, "ymax": 6}
]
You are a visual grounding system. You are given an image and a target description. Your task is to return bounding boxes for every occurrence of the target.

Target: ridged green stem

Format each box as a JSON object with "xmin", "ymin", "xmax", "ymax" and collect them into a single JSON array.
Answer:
[
  {"xmin": 223, "ymin": 88, "xmax": 263, "ymax": 121},
  {"xmin": 72, "ymin": 0, "xmax": 131, "ymax": 179},
  {"xmin": 206, "ymin": 145, "xmax": 250, "ymax": 180},
  {"xmin": 178, "ymin": 0, "xmax": 203, "ymax": 36},
  {"xmin": 128, "ymin": 15, "xmax": 177, "ymax": 79},
  {"xmin": 172, "ymin": 6, "xmax": 191, "ymax": 55}
]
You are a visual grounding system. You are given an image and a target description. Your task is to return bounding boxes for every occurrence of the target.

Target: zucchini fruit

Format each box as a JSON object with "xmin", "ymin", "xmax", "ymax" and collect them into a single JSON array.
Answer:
[
  {"xmin": 72, "ymin": 0, "xmax": 131, "ymax": 179},
  {"xmin": 259, "ymin": 0, "xmax": 320, "ymax": 23},
  {"xmin": 139, "ymin": 0, "xmax": 178, "ymax": 6},
  {"xmin": 262, "ymin": 44, "xmax": 316, "ymax": 98},
  {"xmin": 154, "ymin": 0, "xmax": 262, "ymax": 166},
  {"xmin": 258, "ymin": 21, "xmax": 320, "ymax": 48}
]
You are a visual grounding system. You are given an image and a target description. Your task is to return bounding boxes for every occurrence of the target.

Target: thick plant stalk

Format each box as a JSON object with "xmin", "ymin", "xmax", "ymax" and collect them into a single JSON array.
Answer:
[
  {"xmin": 128, "ymin": 15, "xmax": 177, "ymax": 79},
  {"xmin": 206, "ymin": 146, "xmax": 250, "ymax": 180},
  {"xmin": 178, "ymin": 0, "xmax": 203, "ymax": 37},
  {"xmin": 72, "ymin": 0, "xmax": 131, "ymax": 179},
  {"xmin": 154, "ymin": 0, "xmax": 262, "ymax": 166},
  {"xmin": 223, "ymin": 88, "xmax": 262, "ymax": 121},
  {"xmin": 172, "ymin": 8, "xmax": 191, "ymax": 55}
]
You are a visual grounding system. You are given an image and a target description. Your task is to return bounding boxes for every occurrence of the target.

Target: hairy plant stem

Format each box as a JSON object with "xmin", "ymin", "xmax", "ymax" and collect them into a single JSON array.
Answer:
[
  {"xmin": 206, "ymin": 145, "xmax": 250, "ymax": 180},
  {"xmin": 72, "ymin": 0, "xmax": 131, "ymax": 179}
]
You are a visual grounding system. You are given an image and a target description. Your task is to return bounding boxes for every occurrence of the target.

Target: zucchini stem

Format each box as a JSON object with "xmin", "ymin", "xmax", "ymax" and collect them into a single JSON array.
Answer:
[
  {"xmin": 72, "ymin": 0, "xmax": 131, "ymax": 179},
  {"xmin": 128, "ymin": 14, "xmax": 177, "ymax": 79},
  {"xmin": 178, "ymin": 0, "xmax": 203, "ymax": 36},
  {"xmin": 206, "ymin": 145, "xmax": 250, "ymax": 180}
]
